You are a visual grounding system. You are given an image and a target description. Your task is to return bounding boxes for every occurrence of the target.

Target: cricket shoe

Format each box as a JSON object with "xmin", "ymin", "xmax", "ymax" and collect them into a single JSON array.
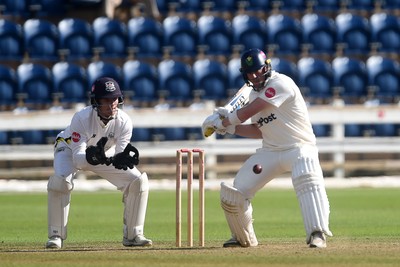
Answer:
[
  {"xmin": 123, "ymin": 235, "xmax": 153, "ymax": 247},
  {"xmin": 46, "ymin": 236, "xmax": 63, "ymax": 249},
  {"xmin": 223, "ymin": 237, "xmax": 242, "ymax": 248},
  {"xmin": 309, "ymin": 231, "xmax": 327, "ymax": 248}
]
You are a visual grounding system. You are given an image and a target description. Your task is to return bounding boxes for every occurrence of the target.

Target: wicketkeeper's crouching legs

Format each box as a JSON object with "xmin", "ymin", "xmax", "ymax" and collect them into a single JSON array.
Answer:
[
  {"xmin": 292, "ymin": 157, "xmax": 333, "ymax": 246},
  {"xmin": 47, "ymin": 174, "xmax": 74, "ymax": 248},
  {"xmin": 220, "ymin": 182, "xmax": 258, "ymax": 247},
  {"xmin": 121, "ymin": 172, "xmax": 152, "ymax": 246}
]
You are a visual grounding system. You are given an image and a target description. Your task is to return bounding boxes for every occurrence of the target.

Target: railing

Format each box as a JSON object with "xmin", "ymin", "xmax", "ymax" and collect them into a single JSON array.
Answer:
[{"xmin": 1, "ymin": 103, "xmax": 400, "ymax": 179}]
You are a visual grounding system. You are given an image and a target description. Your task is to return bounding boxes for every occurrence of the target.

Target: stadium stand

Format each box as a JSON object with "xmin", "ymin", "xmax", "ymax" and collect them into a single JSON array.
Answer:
[
  {"xmin": 92, "ymin": 16, "xmax": 128, "ymax": 60},
  {"xmin": 162, "ymin": 15, "xmax": 198, "ymax": 59},
  {"xmin": 301, "ymin": 13, "xmax": 337, "ymax": 58},
  {"xmin": 0, "ymin": 64, "xmax": 17, "ymax": 110},
  {"xmin": 57, "ymin": 18, "xmax": 94, "ymax": 62},
  {"xmin": 226, "ymin": 57, "xmax": 242, "ymax": 91},
  {"xmin": 197, "ymin": 14, "xmax": 232, "ymax": 57},
  {"xmin": 0, "ymin": 18, "xmax": 24, "ymax": 66},
  {"xmin": 297, "ymin": 57, "xmax": 333, "ymax": 104},
  {"xmin": 86, "ymin": 60, "xmax": 122, "ymax": 88},
  {"xmin": 266, "ymin": 13, "xmax": 302, "ymax": 58},
  {"xmin": 157, "ymin": 59, "xmax": 193, "ymax": 105},
  {"xmin": 16, "ymin": 62, "xmax": 54, "ymax": 109},
  {"xmin": 369, "ymin": 12, "xmax": 400, "ymax": 55},
  {"xmin": 122, "ymin": 59, "xmax": 159, "ymax": 107},
  {"xmin": 23, "ymin": 18, "xmax": 59, "ymax": 62},
  {"xmin": 270, "ymin": 57, "xmax": 299, "ymax": 83},
  {"xmin": 192, "ymin": 58, "xmax": 228, "ymax": 101},
  {"xmin": 52, "ymin": 61, "xmax": 88, "ymax": 106},
  {"xmin": 335, "ymin": 12, "xmax": 371, "ymax": 58},
  {"xmin": 232, "ymin": 14, "xmax": 266, "ymax": 52},
  {"xmin": 127, "ymin": 16, "xmax": 163, "ymax": 61}
]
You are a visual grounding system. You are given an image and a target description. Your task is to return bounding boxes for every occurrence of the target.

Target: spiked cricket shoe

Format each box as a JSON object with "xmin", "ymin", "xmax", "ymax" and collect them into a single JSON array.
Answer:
[
  {"xmin": 123, "ymin": 235, "xmax": 153, "ymax": 247},
  {"xmin": 309, "ymin": 231, "xmax": 327, "ymax": 248},
  {"xmin": 46, "ymin": 236, "xmax": 63, "ymax": 249}
]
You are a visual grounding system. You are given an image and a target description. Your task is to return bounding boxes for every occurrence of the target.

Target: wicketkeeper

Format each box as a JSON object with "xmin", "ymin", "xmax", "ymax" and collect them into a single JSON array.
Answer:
[
  {"xmin": 46, "ymin": 77, "xmax": 152, "ymax": 249},
  {"xmin": 202, "ymin": 49, "xmax": 333, "ymax": 248}
]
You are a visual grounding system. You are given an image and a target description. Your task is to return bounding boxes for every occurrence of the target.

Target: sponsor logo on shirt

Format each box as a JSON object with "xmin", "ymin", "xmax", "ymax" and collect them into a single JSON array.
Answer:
[
  {"xmin": 72, "ymin": 132, "xmax": 81, "ymax": 142},
  {"xmin": 257, "ymin": 113, "xmax": 277, "ymax": 127},
  {"xmin": 265, "ymin": 87, "xmax": 276, "ymax": 98}
]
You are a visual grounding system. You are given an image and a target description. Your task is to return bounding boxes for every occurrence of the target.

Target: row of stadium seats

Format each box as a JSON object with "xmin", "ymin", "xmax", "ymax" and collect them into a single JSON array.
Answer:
[
  {"xmin": 1, "ymin": 123, "xmax": 400, "ymax": 145},
  {"xmin": 1, "ymin": 54, "xmax": 399, "ymax": 111},
  {"xmin": 1, "ymin": 12, "xmax": 399, "ymax": 64}
]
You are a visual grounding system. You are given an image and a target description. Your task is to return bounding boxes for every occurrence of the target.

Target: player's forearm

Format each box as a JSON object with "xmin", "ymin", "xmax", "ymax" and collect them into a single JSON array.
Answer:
[{"xmin": 234, "ymin": 124, "xmax": 262, "ymax": 139}]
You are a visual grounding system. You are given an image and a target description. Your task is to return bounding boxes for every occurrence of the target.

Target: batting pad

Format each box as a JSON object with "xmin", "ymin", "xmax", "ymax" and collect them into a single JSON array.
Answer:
[
  {"xmin": 220, "ymin": 182, "xmax": 258, "ymax": 247},
  {"xmin": 292, "ymin": 158, "xmax": 333, "ymax": 243},
  {"xmin": 123, "ymin": 172, "xmax": 149, "ymax": 240},
  {"xmin": 47, "ymin": 175, "xmax": 74, "ymax": 240}
]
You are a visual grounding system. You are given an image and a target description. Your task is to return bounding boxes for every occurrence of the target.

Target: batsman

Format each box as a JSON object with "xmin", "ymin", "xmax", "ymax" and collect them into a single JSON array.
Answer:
[
  {"xmin": 202, "ymin": 49, "xmax": 333, "ymax": 248},
  {"xmin": 46, "ymin": 77, "xmax": 152, "ymax": 249}
]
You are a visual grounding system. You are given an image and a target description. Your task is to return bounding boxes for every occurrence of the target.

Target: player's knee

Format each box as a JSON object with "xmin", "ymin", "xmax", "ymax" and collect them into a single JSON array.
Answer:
[
  {"xmin": 47, "ymin": 175, "xmax": 74, "ymax": 194},
  {"xmin": 126, "ymin": 172, "xmax": 149, "ymax": 195}
]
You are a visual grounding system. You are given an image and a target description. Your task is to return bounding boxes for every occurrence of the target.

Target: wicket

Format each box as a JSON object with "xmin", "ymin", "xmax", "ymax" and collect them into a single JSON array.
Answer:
[{"xmin": 176, "ymin": 148, "xmax": 205, "ymax": 247}]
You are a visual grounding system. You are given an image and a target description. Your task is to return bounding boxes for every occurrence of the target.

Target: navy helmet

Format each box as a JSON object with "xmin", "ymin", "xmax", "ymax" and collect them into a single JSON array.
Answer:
[
  {"xmin": 90, "ymin": 77, "xmax": 123, "ymax": 107},
  {"xmin": 240, "ymin": 48, "xmax": 272, "ymax": 90}
]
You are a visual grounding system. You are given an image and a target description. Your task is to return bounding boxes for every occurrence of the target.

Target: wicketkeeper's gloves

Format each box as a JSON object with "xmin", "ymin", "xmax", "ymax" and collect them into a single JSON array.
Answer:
[
  {"xmin": 111, "ymin": 143, "xmax": 140, "ymax": 170},
  {"xmin": 85, "ymin": 137, "xmax": 112, "ymax": 166}
]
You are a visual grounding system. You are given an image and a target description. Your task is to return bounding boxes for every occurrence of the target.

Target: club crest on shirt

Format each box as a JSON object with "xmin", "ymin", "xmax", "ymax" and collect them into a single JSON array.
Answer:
[
  {"xmin": 265, "ymin": 87, "xmax": 276, "ymax": 98},
  {"xmin": 72, "ymin": 132, "xmax": 81, "ymax": 142},
  {"xmin": 105, "ymin": 81, "xmax": 116, "ymax": 92}
]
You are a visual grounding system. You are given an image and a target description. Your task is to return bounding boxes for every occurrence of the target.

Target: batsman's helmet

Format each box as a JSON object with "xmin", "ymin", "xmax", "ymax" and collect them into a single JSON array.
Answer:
[
  {"xmin": 90, "ymin": 77, "xmax": 123, "ymax": 107},
  {"xmin": 240, "ymin": 48, "xmax": 272, "ymax": 90}
]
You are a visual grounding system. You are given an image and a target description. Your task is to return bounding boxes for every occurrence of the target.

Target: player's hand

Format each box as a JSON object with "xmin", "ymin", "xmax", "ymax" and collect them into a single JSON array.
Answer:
[
  {"xmin": 215, "ymin": 125, "xmax": 235, "ymax": 135},
  {"xmin": 86, "ymin": 137, "xmax": 110, "ymax": 166},
  {"xmin": 202, "ymin": 113, "xmax": 220, "ymax": 138},
  {"xmin": 215, "ymin": 106, "xmax": 230, "ymax": 118},
  {"xmin": 112, "ymin": 143, "xmax": 140, "ymax": 170}
]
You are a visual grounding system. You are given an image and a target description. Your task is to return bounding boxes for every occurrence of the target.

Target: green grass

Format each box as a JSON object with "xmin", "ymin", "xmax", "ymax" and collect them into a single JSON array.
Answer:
[{"xmin": 0, "ymin": 187, "xmax": 400, "ymax": 266}]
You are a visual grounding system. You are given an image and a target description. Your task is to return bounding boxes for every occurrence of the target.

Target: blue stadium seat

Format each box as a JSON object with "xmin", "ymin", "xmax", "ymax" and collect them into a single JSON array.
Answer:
[
  {"xmin": 16, "ymin": 63, "xmax": 53, "ymax": 107},
  {"xmin": 301, "ymin": 13, "xmax": 336, "ymax": 56},
  {"xmin": 332, "ymin": 57, "xmax": 368, "ymax": 104},
  {"xmin": 345, "ymin": 124, "xmax": 363, "ymax": 137},
  {"xmin": 52, "ymin": 61, "xmax": 87, "ymax": 104},
  {"xmin": 122, "ymin": 60, "xmax": 158, "ymax": 105},
  {"xmin": 297, "ymin": 57, "xmax": 333, "ymax": 103},
  {"xmin": 312, "ymin": 124, "xmax": 330, "ymax": 137},
  {"xmin": 381, "ymin": 0, "xmax": 400, "ymax": 9},
  {"xmin": 23, "ymin": 18, "xmax": 59, "ymax": 62},
  {"xmin": 366, "ymin": 55, "xmax": 400, "ymax": 103},
  {"xmin": 0, "ymin": 64, "xmax": 17, "ymax": 108},
  {"xmin": 131, "ymin": 128, "xmax": 152, "ymax": 142},
  {"xmin": 232, "ymin": 14, "xmax": 267, "ymax": 52},
  {"xmin": 157, "ymin": 127, "xmax": 186, "ymax": 141},
  {"xmin": 10, "ymin": 130, "xmax": 46, "ymax": 144},
  {"xmin": 162, "ymin": 16, "xmax": 198, "ymax": 57},
  {"xmin": 186, "ymin": 127, "xmax": 203, "ymax": 140},
  {"xmin": 86, "ymin": 61, "xmax": 122, "ymax": 88},
  {"xmin": 0, "ymin": 19, "xmax": 24, "ymax": 62},
  {"xmin": 58, "ymin": 18, "xmax": 93, "ymax": 61},
  {"xmin": 201, "ymin": 0, "xmax": 238, "ymax": 12},
  {"xmin": 0, "ymin": 131, "xmax": 8, "ymax": 145},
  {"xmin": 271, "ymin": 57, "xmax": 299, "ymax": 84},
  {"xmin": 127, "ymin": 17, "xmax": 163, "ymax": 60},
  {"xmin": 157, "ymin": 59, "xmax": 193, "ymax": 102},
  {"xmin": 0, "ymin": 0, "xmax": 31, "ymax": 18},
  {"xmin": 227, "ymin": 57, "xmax": 242, "ymax": 90},
  {"xmin": 335, "ymin": 13, "xmax": 370, "ymax": 57},
  {"xmin": 370, "ymin": 13, "xmax": 400, "ymax": 55},
  {"xmin": 266, "ymin": 14, "xmax": 302, "ymax": 56},
  {"xmin": 192, "ymin": 58, "xmax": 227, "ymax": 101},
  {"xmin": 92, "ymin": 16, "xmax": 127, "ymax": 59},
  {"xmin": 197, "ymin": 15, "xmax": 232, "ymax": 56}
]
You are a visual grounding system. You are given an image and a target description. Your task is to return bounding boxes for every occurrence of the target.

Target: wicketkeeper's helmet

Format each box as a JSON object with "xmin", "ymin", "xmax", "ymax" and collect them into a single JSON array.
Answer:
[
  {"xmin": 240, "ymin": 48, "xmax": 272, "ymax": 91},
  {"xmin": 90, "ymin": 77, "xmax": 124, "ymax": 107}
]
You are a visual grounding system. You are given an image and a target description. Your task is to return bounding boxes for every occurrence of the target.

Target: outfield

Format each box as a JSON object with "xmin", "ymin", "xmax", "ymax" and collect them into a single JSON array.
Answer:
[{"xmin": 0, "ymin": 187, "xmax": 399, "ymax": 266}]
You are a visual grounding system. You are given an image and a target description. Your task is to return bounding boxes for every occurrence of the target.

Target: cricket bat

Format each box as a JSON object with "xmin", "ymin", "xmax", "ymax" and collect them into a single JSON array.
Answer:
[{"xmin": 203, "ymin": 84, "xmax": 252, "ymax": 137}]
